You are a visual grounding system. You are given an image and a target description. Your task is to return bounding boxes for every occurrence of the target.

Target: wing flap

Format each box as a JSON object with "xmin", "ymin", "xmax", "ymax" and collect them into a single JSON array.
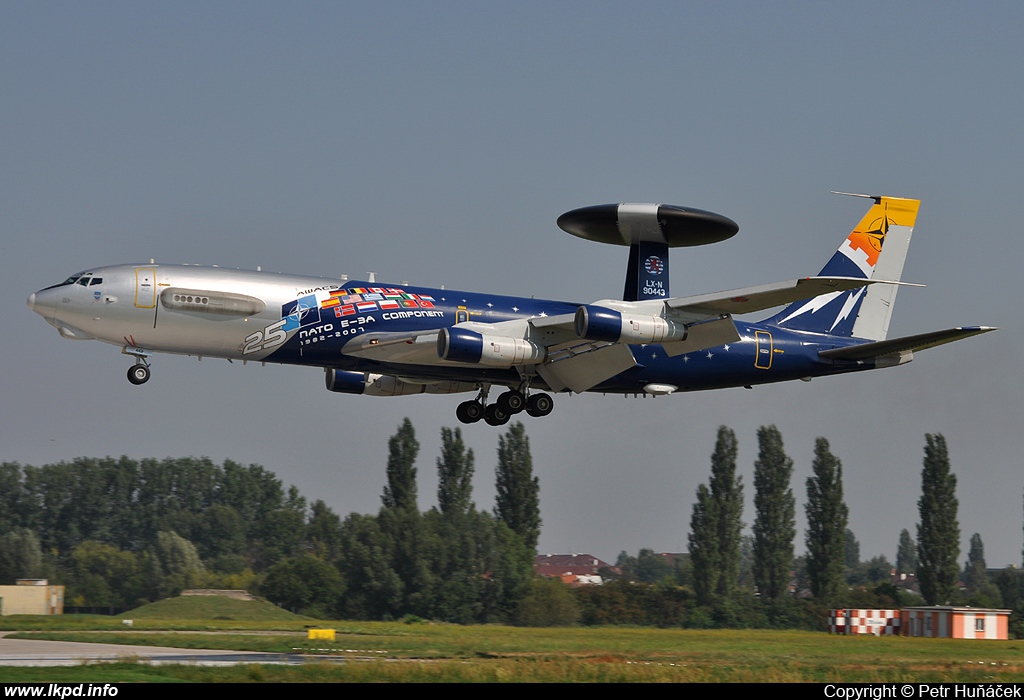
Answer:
[
  {"xmin": 536, "ymin": 341, "xmax": 637, "ymax": 393},
  {"xmin": 819, "ymin": 326, "xmax": 997, "ymax": 361}
]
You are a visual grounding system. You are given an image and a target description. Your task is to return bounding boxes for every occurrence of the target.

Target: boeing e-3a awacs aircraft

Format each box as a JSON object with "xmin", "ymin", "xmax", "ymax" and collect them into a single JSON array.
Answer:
[{"xmin": 27, "ymin": 193, "xmax": 994, "ymax": 426}]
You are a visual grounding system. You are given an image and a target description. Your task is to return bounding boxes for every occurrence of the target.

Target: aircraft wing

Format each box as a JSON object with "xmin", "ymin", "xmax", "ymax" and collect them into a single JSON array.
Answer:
[
  {"xmin": 342, "ymin": 330, "xmax": 443, "ymax": 364},
  {"xmin": 818, "ymin": 326, "xmax": 997, "ymax": 361},
  {"xmin": 665, "ymin": 276, "xmax": 901, "ymax": 317}
]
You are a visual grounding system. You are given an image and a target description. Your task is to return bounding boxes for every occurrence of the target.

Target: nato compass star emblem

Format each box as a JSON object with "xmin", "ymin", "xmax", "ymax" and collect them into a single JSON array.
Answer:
[{"xmin": 644, "ymin": 256, "xmax": 664, "ymax": 275}]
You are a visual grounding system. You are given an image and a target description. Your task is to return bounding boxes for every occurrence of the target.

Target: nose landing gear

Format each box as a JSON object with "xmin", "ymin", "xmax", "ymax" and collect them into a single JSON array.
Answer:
[
  {"xmin": 127, "ymin": 363, "xmax": 151, "ymax": 385},
  {"xmin": 122, "ymin": 343, "xmax": 152, "ymax": 385}
]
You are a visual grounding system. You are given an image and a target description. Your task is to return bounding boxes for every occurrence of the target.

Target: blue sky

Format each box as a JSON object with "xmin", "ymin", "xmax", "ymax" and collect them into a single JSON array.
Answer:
[{"xmin": 3, "ymin": 2, "xmax": 1021, "ymax": 568}]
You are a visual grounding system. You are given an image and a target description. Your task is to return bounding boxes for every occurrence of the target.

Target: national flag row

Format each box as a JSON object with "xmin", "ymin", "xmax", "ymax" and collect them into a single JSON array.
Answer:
[
  {"xmin": 320, "ymin": 289, "xmax": 436, "ymax": 309},
  {"xmin": 329, "ymin": 297, "xmax": 436, "ymax": 316}
]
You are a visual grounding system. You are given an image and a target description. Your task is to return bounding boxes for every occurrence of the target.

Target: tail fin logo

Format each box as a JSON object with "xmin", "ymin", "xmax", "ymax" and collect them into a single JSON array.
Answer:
[
  {"xmin": 839, "ymin": 212, "xmax": 892, "ymax": 277},
  {"xmin": 644, "ymin": 256, "xmax": 664, "ymax": 275}
]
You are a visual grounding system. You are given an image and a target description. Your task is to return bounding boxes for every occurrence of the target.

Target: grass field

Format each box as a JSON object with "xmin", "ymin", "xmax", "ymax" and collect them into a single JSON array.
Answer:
[{"xmin": 1, "ymin": 596, "xmax": 1021, "ymax": 682}]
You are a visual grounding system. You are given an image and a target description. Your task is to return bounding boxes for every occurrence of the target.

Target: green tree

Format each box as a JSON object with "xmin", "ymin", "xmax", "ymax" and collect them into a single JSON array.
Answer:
[
  {"xmin": 805, "ymin": 438, "xmax": 848, "ymax": 603},
  {"xmin": 69, "ymin": 541, "xmax": 146, "ymax": 608},
  {"xmin": 261, "ymin": 554, "xmax": 345, "ymax": 618},
  {"xmin": 916, "ymin": 433, "xmax": 960, "ymax": 605},
  {"xmin": 306, "ymin": 500, "xmax": 343, "ymax": 562},
  {"xmin": 379, "ymin": 419, "xmax": 433, "ymax": 616},
  {"xmin": 752, "ymin": 425, "xmax": 795, "ymax": 601},
  {"xmin": 337, "ymin": 513, "xmax": 403, "ymax": 619},
  {"xmin": 436, "ymin": 427, "xmax": 474, "ymax": 518},
  {"xmin": 710, "ymin": 428, "xmax": 743, "ymax": 597},
  {"xmin": 151, "ymin": 530, "xmax": 205, "ymax": 598},
  {"xmin": 963, "ymin": 533, "xmax": 991, "ymax": 598},
  {"xmin": 0, "ymin": 528, "xmax": 43, "ymax": 584},
  {"xmin": 688, "ymin": 426, "xmax": 743, "ymax": 603},
  {"xmin": 494, "ymin": 422, "xmax": 541, "ymax": 552},
  {"xmin": 513, "ymin": 577, "xmax": 580, "ymax": 627},
  {"xmin": 689, "ymin": 483, "xmax": 719, "ymax": 604},
  {"xmin": 382, "ymin": 418, "xmax": 419, "ymax": 512},
  {"xmin": 896, "ymin": 528, "xmax": 918, "ymax": 577}
]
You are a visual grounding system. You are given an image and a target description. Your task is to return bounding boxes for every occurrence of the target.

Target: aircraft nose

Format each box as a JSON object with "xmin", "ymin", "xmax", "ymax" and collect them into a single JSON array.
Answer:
[{"xmin": 27, "ymin": 292, "xmax": 37, "ymax": 313}]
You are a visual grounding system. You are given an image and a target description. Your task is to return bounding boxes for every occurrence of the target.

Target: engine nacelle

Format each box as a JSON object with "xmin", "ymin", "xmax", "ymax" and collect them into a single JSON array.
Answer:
[
  {"xmin": 325, "ymin": 370, "xmax": 427, "ymax": 396},
  {"xmin": 574, "ymin": 305, "xmax": 687, "ymax": 344},
  {"xmin": 437, "ymin": 327, "xmax": 546, "ymax": 366}
]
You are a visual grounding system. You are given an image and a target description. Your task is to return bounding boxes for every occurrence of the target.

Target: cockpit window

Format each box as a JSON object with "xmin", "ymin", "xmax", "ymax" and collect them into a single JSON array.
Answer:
[
  {"xmin": 89, "ymin": 278, "xmax": 103, "ymax": 285},
  {"xmin": 46, "ymin": 271, "xmax": 93, "ymax": 290}
]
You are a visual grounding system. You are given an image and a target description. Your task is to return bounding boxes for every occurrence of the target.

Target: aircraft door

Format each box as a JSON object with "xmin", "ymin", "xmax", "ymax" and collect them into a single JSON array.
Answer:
[
  {"xmin": 134, "ymin": 268, "xmax": 156, "ymax": 309},
  {"xmin": 754, "ymin": 330, "xmax": 773, "ymax": 369},
  {"xmin": 455, "ymin": 306, "xmax": 469, "ymax": 324}
]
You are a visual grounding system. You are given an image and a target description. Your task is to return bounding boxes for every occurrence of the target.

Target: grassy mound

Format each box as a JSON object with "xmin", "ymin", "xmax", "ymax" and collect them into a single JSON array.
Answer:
[{"xmin": 124, "ymin": 594, "xmax": 308, "ymax": 621}]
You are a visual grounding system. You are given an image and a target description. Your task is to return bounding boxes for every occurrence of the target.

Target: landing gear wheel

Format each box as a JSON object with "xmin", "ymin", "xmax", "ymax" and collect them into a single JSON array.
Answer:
[
  {"xmin": 127, "ymin": 364, "xmax": 150, "ymax": 385},
  {"xmin": 456, "ymin": 400, "xmax": 484, "ymax": 424},
  {"xmin": 484, "ymin": 403, "xmax": 511, "ymax": 426},
  {"xmin": 497, "ymin": 390, "xmax": 526, "ymax": 414},
  {"xmin": 526, "ymin": 392, "xmax": 553, "ymax": 417}
]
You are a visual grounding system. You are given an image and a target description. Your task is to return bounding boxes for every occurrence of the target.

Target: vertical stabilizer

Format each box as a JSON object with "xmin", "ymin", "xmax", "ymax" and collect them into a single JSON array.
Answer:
[
  {"xmin": 618, "ymin": 204, "xmax": 671, "ymax": 301},
  {"xmin": 765, "ymin": 195, "xmax": 920, "ymax": 340}
]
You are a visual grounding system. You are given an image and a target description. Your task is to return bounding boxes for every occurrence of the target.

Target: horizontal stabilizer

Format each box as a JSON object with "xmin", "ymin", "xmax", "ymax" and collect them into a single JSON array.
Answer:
[
  {"xmin": 819, "ymin": 326, "xmax": 997, "ymax": 361},
  {"xmin": 667, "ymin": 276, "xmax": 900, "ymax": 318}
]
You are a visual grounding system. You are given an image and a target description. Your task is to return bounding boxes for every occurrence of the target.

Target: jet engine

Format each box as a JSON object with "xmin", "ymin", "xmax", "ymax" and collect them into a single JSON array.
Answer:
[
  {"xmin": 437, "ymin": 327, "xmax": 546, "ymax": 366},
  {"xmin": 574, "ymin": 305, "xmax": 687, "ymax": 344}
]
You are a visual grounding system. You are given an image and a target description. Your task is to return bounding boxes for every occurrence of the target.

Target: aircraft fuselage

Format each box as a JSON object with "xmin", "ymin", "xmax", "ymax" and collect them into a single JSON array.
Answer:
[{"xmin": 28, "ymin": 263, "xmax": 872, "ymax": 396}]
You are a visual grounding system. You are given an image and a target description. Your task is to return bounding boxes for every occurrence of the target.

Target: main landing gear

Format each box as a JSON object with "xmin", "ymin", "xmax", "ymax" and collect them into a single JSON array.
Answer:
[{"xmin": 456, "ymin": 386, "xmax": 554, "ymax": 426}]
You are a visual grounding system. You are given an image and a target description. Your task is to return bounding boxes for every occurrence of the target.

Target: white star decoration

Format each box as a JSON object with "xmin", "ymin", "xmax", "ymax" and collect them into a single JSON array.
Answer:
[
  {"xmin": 683, "ymin": 355, "xmax": 690, "ymax": 363},
  {"xmin": 706, "ymin": 351, "xmax": 714, "ymax": 359},
  {"xmin": 487, "ymin": 302, "xmax": 493, "ymax": 308},
  {"xmin": 538, "ymin": 311, "xmax": 547, "ymax": 317},
  {"xmin": 723, "ymin": 344, "xmax": 731, "ymax": 352},
  {"xmin": 511, "ymin": 306, "xmax": 519, "ymax": 312}
]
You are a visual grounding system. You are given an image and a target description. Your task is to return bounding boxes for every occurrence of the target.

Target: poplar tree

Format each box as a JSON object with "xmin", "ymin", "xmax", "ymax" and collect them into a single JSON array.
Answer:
[
  {"xmin": 710, "ymin": 427, "xmax": 744, "ymax": 597},
  {"xmin": 916, "ymin": 433, "xmax": 960, "ymax": 605},
  {"xmin": 805, "ymin": 438, "xmax": 848, "ymax": 603},
  {"xmin": 382, "ymin": 418, "xmax": 419, "ymax": 512},
  {"xmin": 964, "ymin": 533, "xmax": 988, "ymax": 597},
  {"xmin": 752, "ymin": 425, "xmax": 795, "ymax": 601},
  {"xmin": 689, "ymin": 426, "xmax": 743, "ymax": 604},
  {"xmin": 437, "ymin": 427, "xmax": 475, "ymax": 518},
  {"xmin": 689, "ymin": 483, "xmax": 719, "ymax": 604},
  {"xmin": 896, "ymin": 528, "xmax": 918, "ymax": 576},
  {"xmin": 379, "ymin": 418, "xmax": 431, "ymax": 615},
  {"xmin": 494, "ymin": 422, "xmax": 541, "ymax": 552}
]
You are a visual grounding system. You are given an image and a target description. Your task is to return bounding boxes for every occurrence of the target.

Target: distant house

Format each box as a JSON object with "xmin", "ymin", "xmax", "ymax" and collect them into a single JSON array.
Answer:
[
  {"xmin": 535, "ymin": 553, "xmax": 615, "ymax": 585},
  {"xmin": 0, "ymin": 579, "xmax": 65, "ymax": 616},
  {"xmin": 902, "ymin": 606, "xmax": 1011, "ymax": 640}
]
